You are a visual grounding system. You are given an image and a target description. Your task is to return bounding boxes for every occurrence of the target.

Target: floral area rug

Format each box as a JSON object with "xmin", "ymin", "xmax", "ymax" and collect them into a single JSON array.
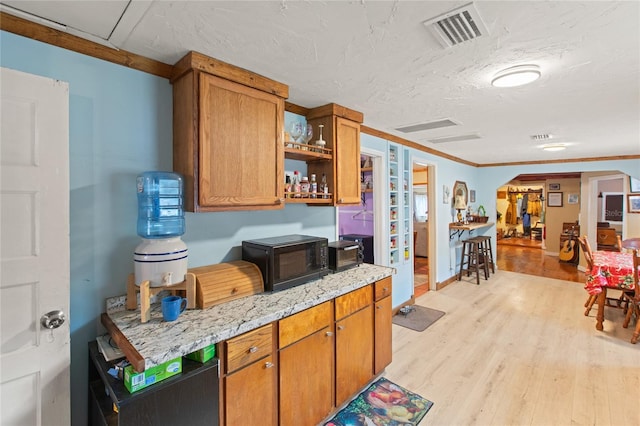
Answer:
[{"xmin": 324, "ymin": 377, "xmax": 433, "ymax": 425}]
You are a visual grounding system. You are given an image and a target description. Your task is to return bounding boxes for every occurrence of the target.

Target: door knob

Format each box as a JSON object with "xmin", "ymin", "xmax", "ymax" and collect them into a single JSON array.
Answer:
[{"xmin": 41, "ymin": 310, "xmax": 65, "ymax": 330}]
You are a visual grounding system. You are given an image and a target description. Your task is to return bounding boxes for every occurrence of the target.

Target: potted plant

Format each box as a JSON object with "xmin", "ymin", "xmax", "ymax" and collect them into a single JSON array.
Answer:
[{"xmin": 474, "ymin": 205, "xmax": 489, "ymax": 223}]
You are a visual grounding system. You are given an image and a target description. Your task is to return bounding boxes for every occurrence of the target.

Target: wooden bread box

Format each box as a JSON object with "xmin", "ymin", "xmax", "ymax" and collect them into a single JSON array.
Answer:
[{"xmin": 190, "ymin": 260, "xmax": 264, "ymax": 308}]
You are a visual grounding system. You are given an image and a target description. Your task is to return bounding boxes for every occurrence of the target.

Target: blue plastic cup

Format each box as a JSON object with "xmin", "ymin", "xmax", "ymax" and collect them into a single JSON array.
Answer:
[{"xmin": 162, "ymin": 295, "xmax": 187, "ymax": 321}]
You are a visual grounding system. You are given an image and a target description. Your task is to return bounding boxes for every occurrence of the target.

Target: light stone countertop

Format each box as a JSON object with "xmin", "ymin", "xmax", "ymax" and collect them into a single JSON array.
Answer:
[{"xmin": 105, "ymin": 263, "xmax": 394, "ymax": 370}]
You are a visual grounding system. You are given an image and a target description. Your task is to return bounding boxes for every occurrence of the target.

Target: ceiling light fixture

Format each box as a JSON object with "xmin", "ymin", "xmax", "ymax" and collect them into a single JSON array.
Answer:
[
  {"xmin": 541, "ymin": 143, "xmax": 566, "ymax": 152},
  {"xmin": 491, "ymin": 64, "xmax": 541, "ymax": 87}
]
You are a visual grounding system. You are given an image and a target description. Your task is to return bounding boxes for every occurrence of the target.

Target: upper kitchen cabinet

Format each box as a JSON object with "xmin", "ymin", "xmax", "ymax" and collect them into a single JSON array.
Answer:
[
  {"xmin": 171, "ymin": 51, "xmax": 289, "ymax": 212},
  {"xmin": 306, "ymin": 104, "xmax": 363, "ymax": 206}
]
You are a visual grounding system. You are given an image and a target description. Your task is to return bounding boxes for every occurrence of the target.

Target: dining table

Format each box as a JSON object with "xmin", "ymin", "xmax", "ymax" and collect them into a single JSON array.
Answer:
[{"xmin": 585, "ymin": 250, "xmax": 635, "ymax": 331}]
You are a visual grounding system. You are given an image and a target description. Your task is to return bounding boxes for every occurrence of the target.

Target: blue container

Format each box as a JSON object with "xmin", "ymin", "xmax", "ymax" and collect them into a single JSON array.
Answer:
[{"xmin": 136, "ymin": 171, "xmax": 185, "ymax": 238}]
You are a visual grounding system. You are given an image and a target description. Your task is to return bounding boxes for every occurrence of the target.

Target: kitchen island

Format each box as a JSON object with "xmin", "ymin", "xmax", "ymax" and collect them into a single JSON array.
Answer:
[{"xmin": 103, "ymin": 263, "xmax": 394, "ymax": 370}]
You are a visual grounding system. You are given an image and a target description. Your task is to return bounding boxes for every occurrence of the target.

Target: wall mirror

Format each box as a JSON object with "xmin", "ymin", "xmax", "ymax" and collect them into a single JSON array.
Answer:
[{"xmin": 453, "ymin": 181, "xmax": 468, "ymax": 206}]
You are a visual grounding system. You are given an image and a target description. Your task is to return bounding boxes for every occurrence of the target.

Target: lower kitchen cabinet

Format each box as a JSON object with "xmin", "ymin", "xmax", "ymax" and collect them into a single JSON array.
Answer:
[
  {"xmin": 88, "ymin": 341, "xmax": 219, "ymax": 426},
  {"xmin": 278, "ymin": 301, "xmax": 334, "ymax": 426},
  {"xmin": 335, "ymin": 285, "xmax": 374, "ymax": 407},
  {"xmin": 223, "ymin": 354, "xmax": 277, "ymax": 425},
  {"xmin": 220, "ymin": 324, "xmax": 277, "ymax": 426},
  {"xmin": 374, "ymin": 276, "xmax": 393, "ymax": 374}
]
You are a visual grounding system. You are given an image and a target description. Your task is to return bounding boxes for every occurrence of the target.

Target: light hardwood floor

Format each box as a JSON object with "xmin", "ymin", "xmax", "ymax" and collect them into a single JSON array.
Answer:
[{"xmin": 386, "ymin": 270, "xmax": 640, "ymax": 426}]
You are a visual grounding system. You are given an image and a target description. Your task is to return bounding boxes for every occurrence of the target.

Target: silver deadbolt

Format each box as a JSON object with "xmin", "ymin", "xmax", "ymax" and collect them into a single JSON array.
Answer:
[{"xmin": 41, "ymin": 310, "xmax": 65, "ymax": 330}]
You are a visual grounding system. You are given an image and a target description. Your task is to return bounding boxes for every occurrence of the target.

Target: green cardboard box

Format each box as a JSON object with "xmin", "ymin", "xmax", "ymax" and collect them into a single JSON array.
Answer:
[
  {"xmin": 123, "ymin": 357, "xmax": 182, "ymax": 393},
  {"xmin": 185, "ymin": 344, "xmax": 216, "ymax": 363}
]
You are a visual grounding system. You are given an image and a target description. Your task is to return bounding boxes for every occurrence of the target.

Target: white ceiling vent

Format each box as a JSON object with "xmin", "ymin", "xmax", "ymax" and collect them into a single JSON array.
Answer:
[
  {"xmin": 530, "ymin": 134, "xmax": 554, "ymax": 141},
  {"xmin": 427, "ymin": 133, "xmax": 482, "ymax": 144},
  {"xmin": 395, "ymin": 118, "xmax": 459, "ymax": 133},
  {"xmin": 423, "ymin": 2, "xmax": 489, "ymax": 48}
]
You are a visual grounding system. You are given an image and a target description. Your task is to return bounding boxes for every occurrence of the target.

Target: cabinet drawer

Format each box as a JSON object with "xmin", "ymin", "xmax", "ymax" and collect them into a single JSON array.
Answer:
[
  {"xmin": 224, "ymin": 324, "xmax": 273, "ymax": 374},
  {"xmin": 374, "ymin": 277, "xmax": 392, "ymax": 301},
  {"xmin": 279, "ymin": 301, "xmax": 333, "ymax": 349},
  {"xmin": 335, "ymin": 285, "xmax": 372, "ymax": 321}
]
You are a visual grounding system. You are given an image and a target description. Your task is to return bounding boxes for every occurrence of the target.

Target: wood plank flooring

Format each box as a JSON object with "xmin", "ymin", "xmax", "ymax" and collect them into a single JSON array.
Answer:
[{"xmin": 387, "ymin": 269, "xmax": 640, "ymax": 426}]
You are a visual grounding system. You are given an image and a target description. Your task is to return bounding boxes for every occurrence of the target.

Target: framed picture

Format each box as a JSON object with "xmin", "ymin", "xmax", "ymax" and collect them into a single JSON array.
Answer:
[
  {"xmin": 547, "ymin": 192, "xmax": 563, "ymax": 207},
  {"xmin": 567, "ymin": 193, "xmax": 579, "ymax": 204},
  {"xmin": 630, "ymin": 176, "xmax": 640, "ymax": 193},
  {"xmin": 628, "ymin": 194, "xmax": 640, "ymax": 213},
  {"xmin": 470, "ymin": 190, "xmax": 476, "ymax": 203},
  {"xmin": 549, "ymin": 183, "xmax": 560, "ymax": 191}
]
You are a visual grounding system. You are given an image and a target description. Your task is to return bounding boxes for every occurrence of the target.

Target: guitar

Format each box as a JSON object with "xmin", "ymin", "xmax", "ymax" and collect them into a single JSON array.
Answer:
[{"xmin": 559, "ymin": 232, "xmax": 576, "ymax": 262}]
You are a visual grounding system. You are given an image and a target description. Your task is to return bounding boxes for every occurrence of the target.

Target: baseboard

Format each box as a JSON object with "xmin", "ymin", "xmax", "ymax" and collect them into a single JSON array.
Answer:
[{"xmin": 436, "ymin": 275, "xmax": 458, "ymax": 291}]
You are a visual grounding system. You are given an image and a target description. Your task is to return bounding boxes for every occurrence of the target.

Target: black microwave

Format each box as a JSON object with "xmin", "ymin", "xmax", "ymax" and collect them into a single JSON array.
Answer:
[
  {"xmin": 328, "ymin": 240, "xmax": 363, "ymax": 272},
  {"xmin": 242, "ymin": 235, "xmax": 329, "ymax": 292}
]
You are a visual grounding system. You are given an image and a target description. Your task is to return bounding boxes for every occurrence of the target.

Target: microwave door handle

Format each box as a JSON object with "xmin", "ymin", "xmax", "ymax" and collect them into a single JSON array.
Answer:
[{"xmin": 343, "ymin": 245, "xmax": 359, "ymax": 251}]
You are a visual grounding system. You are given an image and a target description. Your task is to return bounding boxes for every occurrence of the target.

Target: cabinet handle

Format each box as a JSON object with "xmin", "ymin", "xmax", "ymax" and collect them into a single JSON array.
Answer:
[
  {"xmin": 339, "ymin": 198, "xmax": 344, "ymax": 203},
  {"xmin": 376, "ymin": 305, "xmax": 382, "ymax": 310},
  {"xmin": 325, "ymin": 331, "xmax": 333, "ymax": 337},
  {"xmin": 337, "ymin": 325, "xmax": 345, "ymax": 330},
  {"xmin": 383, "ymin": 287, "xmax": 389, "ymax": 292},
  {"xmin": 278, "ymin": 198, "xmax": 285, "ymax": 203},
  {"xmin": 265, "ymin": 362, "xmax": 274, "ymax": 368},
  {"xmin": 248, "ymin": 346, "xmax": 258, "ymax": 353}
]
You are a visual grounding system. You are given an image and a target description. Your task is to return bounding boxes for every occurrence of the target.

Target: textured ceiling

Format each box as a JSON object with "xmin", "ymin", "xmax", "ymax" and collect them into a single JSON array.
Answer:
[{"xmin": 4, "ymin": 0, "xmax": 640, "ymax": 165}]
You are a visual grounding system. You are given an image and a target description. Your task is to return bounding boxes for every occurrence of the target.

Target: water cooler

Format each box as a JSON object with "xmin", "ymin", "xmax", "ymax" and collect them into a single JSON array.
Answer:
[{"xmin": 134, "ymin": 171, "xmax": 188, "ymax": 287}]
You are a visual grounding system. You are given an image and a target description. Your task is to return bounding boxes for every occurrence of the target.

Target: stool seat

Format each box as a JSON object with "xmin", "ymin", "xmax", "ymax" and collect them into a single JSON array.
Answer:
[{"xmin": 473, "ymin": 235, "xmax": 495, "ymax": 274}]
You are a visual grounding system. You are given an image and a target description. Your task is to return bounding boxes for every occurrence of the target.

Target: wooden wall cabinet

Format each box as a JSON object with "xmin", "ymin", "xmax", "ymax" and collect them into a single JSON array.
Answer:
[
  {"xmin": 171, "ymin": 51, "xmax": 288, "ymax": 212},
  {"xmin": 220, "ymin": 324, "xmax": 277, "ymax": 426},
  {"xmin": 306, "ymin": 103, "xmax": 363, "ymax": 206},
  {"xmin": 278, "ymin": 301, "xmax": 334, "ymax": 426}
]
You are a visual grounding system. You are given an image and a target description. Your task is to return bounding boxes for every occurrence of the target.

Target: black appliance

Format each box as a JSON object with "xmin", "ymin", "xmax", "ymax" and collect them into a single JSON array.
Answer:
[
  {"xmin": 242, "ymin": 234, "xmax": 329, "ymax": 292},
  {"xmin": 328, "ymin": 240, "xmax": 363, "ymax": 272},
  {"xmin": 339, "ymin": 234, "xmax": 374, "ymax": 264}
]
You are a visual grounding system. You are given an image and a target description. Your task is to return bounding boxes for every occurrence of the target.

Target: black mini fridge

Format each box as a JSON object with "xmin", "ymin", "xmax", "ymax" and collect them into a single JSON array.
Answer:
[{"xmin": 339, "ymin": 234, "xmax": 374, "ymax": 264}]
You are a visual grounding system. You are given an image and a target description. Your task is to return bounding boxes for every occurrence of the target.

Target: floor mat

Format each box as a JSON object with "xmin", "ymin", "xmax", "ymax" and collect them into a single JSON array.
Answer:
[
  {"xmin": 392, "ymin": 305, "xmax": 445, "ymax": 332},
  {"xmin": 324, "ymin": 377, "xmax": 434, "ymax": 425}
]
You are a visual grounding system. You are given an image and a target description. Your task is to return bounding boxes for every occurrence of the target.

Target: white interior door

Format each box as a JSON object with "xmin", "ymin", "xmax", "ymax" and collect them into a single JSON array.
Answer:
[{"xmin": 1, "ymin": 67, "xmax": 70, "ymax": 425}]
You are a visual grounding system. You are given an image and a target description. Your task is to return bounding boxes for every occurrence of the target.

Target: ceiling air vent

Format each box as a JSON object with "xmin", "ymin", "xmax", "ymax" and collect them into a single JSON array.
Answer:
[
  {"xmin": 395, "ymin": 118, "xmax": 459, "ymax": 133},
  {"xmin": 423, "ymin": 2, "xmax": 489, "ymax": 48},
  {"xmin": 427, "ymin": 133, "xmax": 482, "ymax": 144},
  {"xmin": 530, "ymin": 134, "xmax": 554, "ymax": 141}
]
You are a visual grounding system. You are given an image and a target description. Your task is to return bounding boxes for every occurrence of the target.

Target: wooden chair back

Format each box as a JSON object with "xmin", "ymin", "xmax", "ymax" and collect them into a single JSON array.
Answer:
[
  {"xmin": 577, "ymin": 235, "xmax": 594, "ymax": 270},
  {"xmin": 597, "ymin": 228, "xmax": 619, "ymax": 250}
]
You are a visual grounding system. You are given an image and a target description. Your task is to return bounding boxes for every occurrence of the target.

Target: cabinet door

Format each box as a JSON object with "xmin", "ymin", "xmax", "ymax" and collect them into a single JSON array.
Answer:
[
  {"xmin": 224, "ymin": 355, "xmax": 277, "ymax": 426},
  {"xmin": 374, "ymin": 295, "xmax": 393, "ymax": 374},
  {"xmin": 334, "ymin": 116, "xmax": 361, "ymax": 205},
  {"xmin": 199, "ymin": 73, "xmax": 284, "ymax": 210},
  {"xmin": 335, "ymin": 305, "xmax": 373, "ymax": 406},
  {"xmin": 279, "ymin": 326, "xmax": 334, "ymax": 426}
]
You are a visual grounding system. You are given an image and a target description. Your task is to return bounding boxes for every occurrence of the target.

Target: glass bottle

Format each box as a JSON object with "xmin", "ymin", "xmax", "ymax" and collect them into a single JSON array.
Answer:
[
  {"xmin": 320, "ymin": 173, "xmax": 329, "ymax": 199},
  {"xmin": 292, "ymin": 171, "xmax": 301, "ymax": 198},
  {"xmin": 310, "ymin": 174, "xmax": 317, "ymax": 198},
  {"xmin": 300, "ymin": 176, "xmax": 310, "ymax": 198}
]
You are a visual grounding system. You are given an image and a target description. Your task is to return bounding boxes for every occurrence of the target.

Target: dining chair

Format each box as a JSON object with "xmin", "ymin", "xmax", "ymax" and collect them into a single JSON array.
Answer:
[
  {"xmin": 621, "ymin": 248, "xmax": 640, "ymax": 344},
  {"xmin": 578, "ymin": 236, "xmax": 598, "ymax": 316}
]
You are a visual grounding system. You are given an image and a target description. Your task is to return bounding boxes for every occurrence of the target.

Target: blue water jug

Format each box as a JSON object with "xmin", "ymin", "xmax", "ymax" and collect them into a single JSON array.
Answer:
[{"xmin": 136, "ymin": 171, "xmax": 185, "ymax": 238}]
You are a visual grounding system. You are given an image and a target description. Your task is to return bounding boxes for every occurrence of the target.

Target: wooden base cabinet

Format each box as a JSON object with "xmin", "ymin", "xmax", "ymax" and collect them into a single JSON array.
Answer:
[
  {"xmin": 220, "ymin": 324, "xmax": 277, "ymax": 426},
  {"xmin": 374, "ymin": 276, "xmax": 393, "ymax": 374},
  {"xmin": 335, "ymin": 285, "xmax": 374, "ymax": 406}
]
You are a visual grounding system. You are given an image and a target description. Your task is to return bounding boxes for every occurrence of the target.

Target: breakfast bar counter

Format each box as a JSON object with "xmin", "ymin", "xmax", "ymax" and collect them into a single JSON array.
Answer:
[{"xmin": 103, "ymin": 263, "xmax": 394, "ymax": 370}]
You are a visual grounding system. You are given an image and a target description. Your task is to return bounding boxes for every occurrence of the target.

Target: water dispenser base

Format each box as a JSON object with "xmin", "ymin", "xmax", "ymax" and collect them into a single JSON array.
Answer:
[{"xmin": 126, "ymin": 273, "xmax": 196, "ymax": 323}]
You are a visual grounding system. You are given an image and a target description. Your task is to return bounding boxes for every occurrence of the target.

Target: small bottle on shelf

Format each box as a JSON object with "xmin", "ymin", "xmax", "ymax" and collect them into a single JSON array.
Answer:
[
  {"xmin": 292, "ymin": 171, "xmax": 301, "ymax": 197},
  {"xmin": 300, "ymin": 176, "xmax": 310, "ymax": 198},
  {"xmin": 285, "ymin": 175, "xmax": 292, "ymax": 198},
  {"xmin": 320, "ymin": 173, "xmax": 329, "ymax": 199},
  {"xmin": 310, "ymin": 174, "xmax": 317, "ymax": 198}
]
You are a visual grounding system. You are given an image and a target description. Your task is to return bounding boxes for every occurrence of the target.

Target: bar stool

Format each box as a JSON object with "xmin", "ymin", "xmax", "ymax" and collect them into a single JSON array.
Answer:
[
  {"xmin": 458, "ymin": 237, "xmax": 488, "ymax": 285},
  {"xmin": 474, "ymin": 235, "xmax": 495, "ymax": 275}
]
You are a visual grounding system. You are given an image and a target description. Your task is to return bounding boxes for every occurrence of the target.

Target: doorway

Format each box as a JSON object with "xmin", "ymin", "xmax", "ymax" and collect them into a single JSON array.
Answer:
[{"xmin": 412, "ymin": 159, "xmax": 435, "ymax": 296}]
